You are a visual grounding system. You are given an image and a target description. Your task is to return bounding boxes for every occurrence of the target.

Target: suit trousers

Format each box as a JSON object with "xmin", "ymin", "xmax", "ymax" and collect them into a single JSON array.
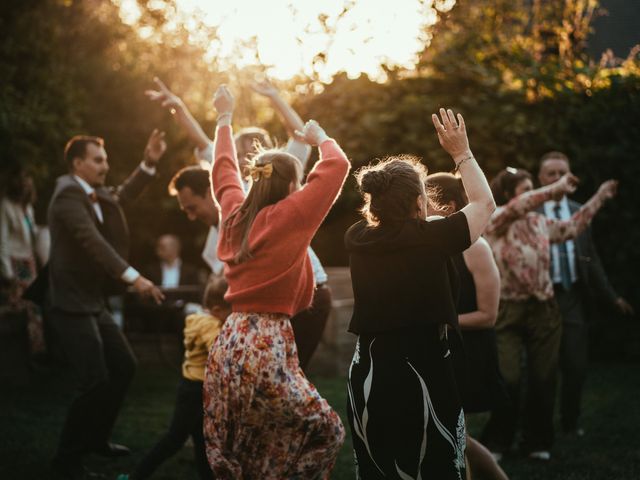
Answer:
[
  {"xmin": 133, "ymin": 378, "xmax": 212, "ymax": 479},
  {"xmin": 290, "ymin": 284, "xmax": 332, "ymax": 372},
  {"xmin": 482, "ymin": 298, "xmax": 562, "ymax": 453},
  {"xmin": 50, "ymin": 308, "xmax": 137, "ymax": 463},
  {"xmin": 554, "ymin": 284, "xmax": 588, "ymax": 431}
]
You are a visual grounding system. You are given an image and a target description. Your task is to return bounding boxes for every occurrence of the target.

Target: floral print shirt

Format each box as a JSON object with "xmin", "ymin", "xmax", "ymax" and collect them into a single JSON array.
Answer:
[{"xmin": 485, "ymin": 186, "xmax": 602, "ymax": 301}]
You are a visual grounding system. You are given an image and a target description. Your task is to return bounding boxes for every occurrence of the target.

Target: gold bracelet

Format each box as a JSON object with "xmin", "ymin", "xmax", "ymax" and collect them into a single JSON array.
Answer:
[{"xmin": 454, "ymin": 155, "xmax": 474, "ymax": 172}]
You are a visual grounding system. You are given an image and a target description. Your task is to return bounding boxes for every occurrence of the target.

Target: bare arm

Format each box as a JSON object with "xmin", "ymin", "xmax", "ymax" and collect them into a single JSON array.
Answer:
[
  {"xmin": 252, "ymin": 79, "xmax": 312, "ymax": 168},
  {"xmin": 547, "ymin": 180, "xmax": 617, "ymax": 243},
  {"xmin": 459, "ymin": 237, "xmax": 501, "ymax": 329},
  {"xmin": 432, "ymin": 109, "xmax": 496, "ymax": 243},
  {"xmin": 146, "ymin": 77, "xmax": 211, "ymax": 151}
]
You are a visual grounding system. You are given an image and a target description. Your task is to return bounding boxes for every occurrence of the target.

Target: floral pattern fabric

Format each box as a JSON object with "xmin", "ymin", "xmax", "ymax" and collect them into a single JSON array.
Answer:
[
  {"xmin": 203, "ymin": 312, "xmax": 345, "ymax": 480},
  {"xmin": 485, "ymin": 188, "xmax": 601, "ymax": 301}
]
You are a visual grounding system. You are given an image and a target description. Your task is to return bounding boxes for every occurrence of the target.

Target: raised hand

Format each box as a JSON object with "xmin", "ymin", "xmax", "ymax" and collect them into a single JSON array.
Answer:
[
  {"xmin": 615, "ymin": 297, "xmax": 635, "ymax": 315},
  {"xmin": 557, "ymin": 172, "xmax": 580, "ymax": 195},
  {"xmin": 251, "ymin": 78, "xmax": 278, "ymax": 98},
  {"xmin": 143, "ymin": 129, "xmax": 167, "ymax": 167},
  {"xmin": 214, "ymin": 85, "xmax": 234, "ymax": 117},
  {"xmin": 294, "ymin": 120, "xmax": 329, "ymax": 146},
  {"xmin": 133, "ymin": 276, "xmax": 165, "ymax": 305},
  {"xmin": 597, "ymin": 179, "xmax": 618, "ymax": 200},
  {"xmin": 432, "ymin": 108, "xmax": 471, "ymax": 163},
  {"xmin": 145, "ymin": 77, "xmax": 183, "ymax": 113}
]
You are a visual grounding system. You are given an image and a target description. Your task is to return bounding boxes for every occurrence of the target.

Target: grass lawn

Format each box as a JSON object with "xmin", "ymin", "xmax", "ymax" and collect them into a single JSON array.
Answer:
[{"xmin": 2, "ymin": 360, "xmax": 640, "ymax": 479}]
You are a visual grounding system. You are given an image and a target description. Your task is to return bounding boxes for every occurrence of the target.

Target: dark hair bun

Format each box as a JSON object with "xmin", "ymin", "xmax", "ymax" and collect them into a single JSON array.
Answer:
[{"xmin": 361, "ymin": 169, "xmax": 392, "ymax": 195}]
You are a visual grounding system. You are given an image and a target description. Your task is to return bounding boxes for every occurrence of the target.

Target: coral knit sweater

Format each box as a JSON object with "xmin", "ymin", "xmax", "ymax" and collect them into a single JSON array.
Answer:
[{"xmin": 211, "ymin": 125, "xmax": 350, "ymax": 317}]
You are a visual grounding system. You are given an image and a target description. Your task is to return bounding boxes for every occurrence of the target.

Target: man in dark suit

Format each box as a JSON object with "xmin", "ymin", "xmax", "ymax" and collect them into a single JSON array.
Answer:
[
  {"xmin": 48, "ymin": 131, "xmax": 166, "ymax": 479},
  {"xmin": 538, "ymin": 151, "xmax": 634, "ymax": 436},
  {"xmin": 143, "ymin": 234, "xmax": 201, "ymax": 288}
]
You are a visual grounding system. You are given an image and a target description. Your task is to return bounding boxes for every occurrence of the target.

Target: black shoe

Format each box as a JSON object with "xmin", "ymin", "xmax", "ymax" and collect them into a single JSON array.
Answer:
[
  {"xmin": 51, "ymin": 457, "xmax": 106, "ymax": 479},
  {"xmin": 90, "ymin": 442, "xmax": 131, "ymax": 458}
]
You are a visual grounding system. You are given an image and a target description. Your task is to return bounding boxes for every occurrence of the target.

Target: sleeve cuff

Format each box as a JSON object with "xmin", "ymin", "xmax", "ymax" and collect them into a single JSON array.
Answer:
[
  {"xmin": 194, "ymin": 142, "xmax": 214, "ymax": 165},
  {"xmin": 139, "ymin": 161, "xmax": 157, "ymax": 176},
  {"xmin": 121, "ymin": 266, "xmax": 140, "ymax": 284}
]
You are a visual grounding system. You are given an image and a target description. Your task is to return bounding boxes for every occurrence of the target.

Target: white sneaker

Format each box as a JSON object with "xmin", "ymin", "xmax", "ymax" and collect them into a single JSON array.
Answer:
[
  {"xmin": 490, "ymin": 451, "xmax": 503, "ymax": 462},
  {"xmin": 528, "ymin": 450, "xmax": 551, "ymax": 461}
]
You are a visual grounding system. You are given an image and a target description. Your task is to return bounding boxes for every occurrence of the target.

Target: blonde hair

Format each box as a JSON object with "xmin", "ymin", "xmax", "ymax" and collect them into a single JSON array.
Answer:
[{"xmin": 224, "ymin": 150, "xmax": 302, "ymax": 263}]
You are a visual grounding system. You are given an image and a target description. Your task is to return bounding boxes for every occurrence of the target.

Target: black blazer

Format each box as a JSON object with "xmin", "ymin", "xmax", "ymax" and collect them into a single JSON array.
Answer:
[
  {"xmin": 538, "ymin": 199, "xmax": 617, "ymax": 305},
  {"xmin": 47, "ymin": 167, "xmax": 154, "ymax": 313},
  {"xmin": 143, "ymin": 260, "xmax": 201, "ymax": 287}
]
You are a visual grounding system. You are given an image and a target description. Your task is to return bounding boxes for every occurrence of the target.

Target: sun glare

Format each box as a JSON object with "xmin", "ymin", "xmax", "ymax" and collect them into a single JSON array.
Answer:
[{"xmin": 119, "ymin": 0, "xmax": 446, "ymax": 81}]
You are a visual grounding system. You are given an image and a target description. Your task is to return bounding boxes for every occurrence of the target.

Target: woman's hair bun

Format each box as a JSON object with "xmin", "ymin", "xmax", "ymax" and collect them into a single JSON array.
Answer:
[{"xmin": 360, "ymin": 169, "xmax": 392, "ymax": 195}]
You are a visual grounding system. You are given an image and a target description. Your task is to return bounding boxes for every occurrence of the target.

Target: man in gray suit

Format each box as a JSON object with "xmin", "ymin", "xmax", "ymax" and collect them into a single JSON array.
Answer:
[
  {"xmin": 48, "ymin": 131, "xmax": 166, "ymax": 479},
  {"xmin": 538, "ymin": 151, "xmax": 634, "ymax": 436}
]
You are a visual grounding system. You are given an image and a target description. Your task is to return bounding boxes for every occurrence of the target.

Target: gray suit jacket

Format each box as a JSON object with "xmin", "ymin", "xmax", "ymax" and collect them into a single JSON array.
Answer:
[
  {"xmin": 47, "ymin": 167, "xmax": 154, "ymax": 313},
  {"xmin": 538, "ymin": 199, "xmax": 618, "ymax": 305}
]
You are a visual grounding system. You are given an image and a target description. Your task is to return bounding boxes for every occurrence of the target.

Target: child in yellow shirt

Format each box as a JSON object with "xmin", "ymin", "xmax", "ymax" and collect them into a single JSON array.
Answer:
[{"xmin": 119, "ymin": 277, "xmax": 230, "ymax": 480}]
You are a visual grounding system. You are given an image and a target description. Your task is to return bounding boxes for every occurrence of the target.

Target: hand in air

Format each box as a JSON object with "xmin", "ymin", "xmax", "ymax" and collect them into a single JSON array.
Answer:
[
  {"xmin": 214, "ymin": 85, "xmax": 235, "ymax": 116},
  {"xmin": 250, "ymin": 78, "xmax": 278, "ymax": 98},
  {"xmin": 145, "ymin": 77, "xmax": 183, "ymax": 113},
  {"xmin": 615, "ymin": 297, "xmax": 635, "ymax": 316},
  {"xmin": 431, "ymin": 108, "xmax": 471, "ymax": 162},
  {"xmin": 143, "ymin": 129, "xmax": 167, "ymax": 166},
  {"xmin": 294, "ymin": 120, "xmax": 329, "ymax": 146},
  {"xmin": 557, "ymin": 172, "xmax": 580, "ymax": 195},
  {"xmin": 133, "ymin": 276, "xmax": 165, "ymax": 305},
  {"xmin": 597, "ymin": 179, "xmax": 618, "ymax": 200}
]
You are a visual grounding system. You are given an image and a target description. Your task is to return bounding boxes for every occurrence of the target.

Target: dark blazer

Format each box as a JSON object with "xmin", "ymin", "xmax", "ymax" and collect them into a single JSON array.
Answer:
[
  {"xmin": 47, "ymin": 167, "xmax": 154, "ymax": 313},
  {"xmin": 538, "ymin": 199, "xmax": 617, "ymax": 305},
  {"xmin": 143, "ymin": 260, "xmax": 201, "ymax": 287}
]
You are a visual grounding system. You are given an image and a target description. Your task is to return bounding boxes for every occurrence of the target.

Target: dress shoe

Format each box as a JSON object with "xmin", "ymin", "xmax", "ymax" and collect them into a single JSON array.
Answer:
[
  {"xmin": 90, "ymin": 442, "xmax": 131, "ymax": 458},
  {"xmin": 51, "ymin": 457, "xmax": 106, "ymax": 479}
]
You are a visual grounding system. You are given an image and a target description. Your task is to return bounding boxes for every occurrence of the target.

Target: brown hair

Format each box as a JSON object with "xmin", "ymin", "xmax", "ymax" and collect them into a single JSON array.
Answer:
[
  {"xmin": 490, "ymin": 167, "xmax": 532, "ymax": 206},
  {"xmin": 202, "ymin": 276, "xmax": 230, "ymax": 310},
  {"xmin": 64, "ymin": 135, "xmax": 104, "ymax": 169},
  {"xmin": 355, "ymin": 155, "xmax": 428, "ymax": 226},
  {"xmin": 168, "ymin": 166, "xmax": 210, "ymax": 197},
  {"xmin": 223, "ymin": 150, "xmax": 302, "ymax": 263},
  {"xmin": 427, "ymin": 172, "xmax": 468, "ymax": 213}
]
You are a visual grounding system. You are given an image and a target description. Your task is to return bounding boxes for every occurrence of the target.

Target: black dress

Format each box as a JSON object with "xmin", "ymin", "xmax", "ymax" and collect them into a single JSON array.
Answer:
[
  {"xmin": 345, "ymin": 212, "xmax": 470, "ymax": 480},
  {"xmin": 451, "ymin": 253, "xmax": 509, "ymax": 414}
]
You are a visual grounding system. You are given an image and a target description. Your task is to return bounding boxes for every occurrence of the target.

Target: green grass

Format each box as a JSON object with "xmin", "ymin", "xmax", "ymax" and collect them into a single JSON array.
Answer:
[{"xmin": 2, "ymin": 361, "xmax": 640, "ymax": 479}]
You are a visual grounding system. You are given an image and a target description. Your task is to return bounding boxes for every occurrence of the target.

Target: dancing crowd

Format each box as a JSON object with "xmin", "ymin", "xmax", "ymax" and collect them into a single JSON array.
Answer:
[{"xmin": 1, "ymin": 78, "xmax": 633, "ymax": 480}]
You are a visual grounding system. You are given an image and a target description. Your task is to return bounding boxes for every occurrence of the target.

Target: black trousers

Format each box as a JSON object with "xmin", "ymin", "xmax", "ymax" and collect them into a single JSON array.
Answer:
[
  {"xmin": 133, "ymin": 378, "xmax": 212, "ymax": 479},
  {"xmin": 290, "ymin": 285, "xmax": 332, "ymax": 372},
  {"xmin": 50, "ymin": 308, "xmax": 137, "ymax": 464},
  {"xmin": 555, "ymin": 284, "xmax": 588, "ymax": 431}
]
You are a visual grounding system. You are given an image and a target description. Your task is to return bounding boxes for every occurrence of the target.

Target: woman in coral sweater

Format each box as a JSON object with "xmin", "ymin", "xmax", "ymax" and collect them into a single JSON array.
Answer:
[{"xmin": 203, "ymin": 85, "xmax": 348, "ymax": 479}]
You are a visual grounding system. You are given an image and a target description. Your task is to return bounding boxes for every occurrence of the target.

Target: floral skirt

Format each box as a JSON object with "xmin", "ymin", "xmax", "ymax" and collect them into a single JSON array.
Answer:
[
  {"xmin": 347, "ymin": 324, "xmax": 466, "ymax": 480},
  {"xmin": 203, "ymin": 312, "xmax": 345, "ymax": 480}
]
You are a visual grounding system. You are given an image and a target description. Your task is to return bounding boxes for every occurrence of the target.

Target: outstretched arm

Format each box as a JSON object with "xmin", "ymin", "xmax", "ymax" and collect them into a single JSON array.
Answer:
[
  {"xmin": 146, "ymin": 77, "xmax": 211, "ymax": 151},
  {"xmin": 547, "ymin": 180, "xmax": 617, "ymax": 243},
  {"xmin": 459, "ymin": 238, "xmax": 501, "ymax": 329},
  {"xmin": 487, "ymin": 172, "xmax": 578, "ymax": 236},
  {"xmin": 251, "ymin": 79, "xmax": 312, "ymax": 167},
  {"xmin": 432, "ymin": 109, "xmax": 496, "ymax": 243}
]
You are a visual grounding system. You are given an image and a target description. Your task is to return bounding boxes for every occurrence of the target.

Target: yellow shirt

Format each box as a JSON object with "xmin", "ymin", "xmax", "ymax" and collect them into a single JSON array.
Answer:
[{"xmin": 182, "ymin": 312, "xmax": 222, "ymax": 382}]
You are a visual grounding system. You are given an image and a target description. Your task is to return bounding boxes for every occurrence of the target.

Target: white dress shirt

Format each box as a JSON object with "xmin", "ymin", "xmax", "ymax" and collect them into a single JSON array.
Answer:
[
  {"xmin": 161, "ymin": 259, "xmax": 181, "ymax": 288},
  {"xmin": 543, "ymin": 196, "xmax": 578, "ymax": 284}
]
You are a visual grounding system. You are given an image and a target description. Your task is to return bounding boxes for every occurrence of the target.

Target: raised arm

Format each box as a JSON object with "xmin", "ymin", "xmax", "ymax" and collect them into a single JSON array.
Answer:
[
  {"xmin": 117, "ymin": 129, "xmax": 166, "ymax": 205},
  {"xmin": 432, "ymin": 109, "xmax": 495, "ymax": 243},
  {"xmin": 146, "ymin": 77, "xmax": 211, "ymax": 151},
  {"xmin": 459, "ymin": 237, "xmax": 501, "ymax": 329},
  {"xmin": 211, "ymin": 85, "xmax": 246, "ymax": 219},
  {"xmin": 283, "ymin": 120, "xmax": 350, "ymax": 230},
  {"xmin": 251, "ymin": 79, "xmax": 312, "ymax": 167},
  {"xmin": 487, "ymin": 173, "xmax": 578, "ymax": 236},
  {"xmin": 547, "ymin": 180, "xmax": 617, "ymax": 243}
]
